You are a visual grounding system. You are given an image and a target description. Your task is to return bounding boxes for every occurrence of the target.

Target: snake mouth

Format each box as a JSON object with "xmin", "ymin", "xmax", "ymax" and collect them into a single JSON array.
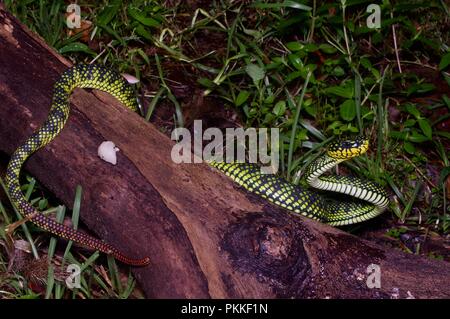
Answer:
[{"xmin": 326, "ymin": 136, "xmax": 369, "ymax": 160}]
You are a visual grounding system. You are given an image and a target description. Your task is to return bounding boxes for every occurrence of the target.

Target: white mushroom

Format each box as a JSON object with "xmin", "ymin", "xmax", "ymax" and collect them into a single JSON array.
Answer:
[{"xmin": 98, "ymin": 141, "xmax": 119, "ymax": 165}]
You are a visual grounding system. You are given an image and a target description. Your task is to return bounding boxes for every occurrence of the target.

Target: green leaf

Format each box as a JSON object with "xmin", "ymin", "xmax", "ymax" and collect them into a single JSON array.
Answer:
[
  {"xmin": 417, "ymin": 118, "xmax": 432, "ymax": 139},
  {"xmin": 285, "ymin": 70, "xmax": 302, "ymax": 83},
  {"xmin": 319, "ymin": 43, "xmax": 337, "ymax": 54},
  {"xmin": 286, "ymin": 42, "xmax": 304, "ymax": 51},
  {"xmin": 360, "ymin": 57, "xmax": 372, "ymax": 70},
  {"xmin": 436, "ymin": 131, "xmax": 450, "ymax": 139},
  {"xmin": 97, "ymin": 0, "xmax": 121, "ymax": 25},
  {"xmin": 332, "ymin": 66, "xmax": 345, "ymax": 77},
  {"xmin": 288, "ymin": 53, "xmax": 303, "ymax": 70},
  {"xmin": 128, "ymin": 6, "xmax": 160, "ymax": 27},
  {"xmin": 405, "ymin": 103, "xmax": 421, "ymax": 118},
  {"xmin": 389, "ymin": 131, "xmax": 407, "ymax": 140},
  {"xmin": 408, "ymin": 130, "xmax": 429, "ymax": 143},
  {"xmin": 439, "ymin": 166, "xmax": 450, "ymax": 186},
  {"xmin": 197, "ymin": 77, "xmax": 216, "ymax": 89},
  {"xmin": 403, "ymin": 141, "xmax": 416, "ymax": 155},
  {"xmin": 443, "ymin": 94, "xmax": 450, "ymax": 109},
  {"xmin": 235, "ymin": 90, "xmax": 250, "ymax": 106},
  {"xmin": 273, "ymin": 100, "xmax": 286, "ymax": 116},
  {"xmin": 404, "ymin": 119, "xmax": 416, "ymax": 127},
  {"xmin": 324, "ymin": 85, "xmax": 354, "ymax": 98},
  {"xmin": 406, "ymin": 83, "xmax": 435, "ymax": 96},
  {"xmin": 303, "ymin": 43, "xmax": 318, "ymax": 52},
  {"xmin": 38, "ymin": 198, "xmax": 48, "ymax": 210},
  {"xmin": 135, "ymin": 25, "xmax": 152, "ymax": 40},
  {"xmin": 304, "ymin": 103, "xmax": 317, "ymax": 117},
  {"xmin": 245, "ymin": 64, "xmax": 265, "ymax": 84},
  {"xmin": 439, "ymin": 52, "xmax": 450, "ymax": 70},
  {"xmin": 340, "ymin": 99, "xmax": 356, "ymax": 121},
  {"xmin": 264, "ymin": 94, "xmax": 275, "ymax": 104},
  {"xmin": 58, "ymin": 42, "xmax": 96, "ymax": 56},
  {"xmin": 371, "ymin": 68, "xmax": 380, "ymax": 80}
]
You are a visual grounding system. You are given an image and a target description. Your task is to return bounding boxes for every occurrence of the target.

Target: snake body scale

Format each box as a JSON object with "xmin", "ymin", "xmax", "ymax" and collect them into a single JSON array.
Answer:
[{"xmin": 5, "ymin": 64, "xmax": 389, "ymax": 266}]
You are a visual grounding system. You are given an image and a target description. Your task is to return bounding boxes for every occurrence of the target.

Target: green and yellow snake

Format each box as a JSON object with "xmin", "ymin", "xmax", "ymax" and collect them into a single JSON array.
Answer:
[{"xmin": 5, "ymin": 64, "xmax": 389, "ymax": 266}]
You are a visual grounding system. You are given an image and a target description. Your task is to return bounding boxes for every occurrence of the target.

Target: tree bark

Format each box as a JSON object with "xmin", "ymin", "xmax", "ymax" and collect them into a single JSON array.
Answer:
[{"xmin": 0, "ymin": 6, "xmax": 449, "ymax": 299}]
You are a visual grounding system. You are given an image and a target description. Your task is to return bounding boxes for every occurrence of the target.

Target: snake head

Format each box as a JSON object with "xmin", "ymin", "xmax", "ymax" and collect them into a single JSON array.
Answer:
[{"xmin": 327, "ymin": 136, "xmax": 369, "ymax": 160}]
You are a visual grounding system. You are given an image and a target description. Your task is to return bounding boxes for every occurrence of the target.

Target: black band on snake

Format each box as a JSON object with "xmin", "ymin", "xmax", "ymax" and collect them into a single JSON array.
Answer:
[{"xmin": 5, "ymin": 64, "xmax": 389, "ymax": 266}]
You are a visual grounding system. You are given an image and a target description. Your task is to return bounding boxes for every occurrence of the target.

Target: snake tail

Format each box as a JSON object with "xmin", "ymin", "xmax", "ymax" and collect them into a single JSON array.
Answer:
[{"xmin": 5, "ymin": 64, "xmax": 149, "ymax": 266}]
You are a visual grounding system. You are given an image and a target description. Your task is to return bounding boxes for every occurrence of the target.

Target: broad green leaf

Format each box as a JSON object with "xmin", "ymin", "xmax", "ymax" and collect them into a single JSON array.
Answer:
[
  {"xmin": 273, "ymin": 100, "xmax": 286, "ymax": 116},
  {"xmin": 128, "ymin": 6, "xmax": 160, "ymax": 27},
  {"xmin": 38, "ymin": 198, "xmax": 48, "ymax": 210},
  {"xmin": 324, "ymin": 85, "xmax": 354, "ymax": 98},
  {"xmin": 286, "ymin": 42, "xmax": 304, "ymax": 51},
  {"xmin": 235, "ymin": 90, "xmax": 250, "ymax": 106},
  {"xmin": 439, "ymin": 166, "xmax": 450, "ymax": 186},
  {"xmin": 59, "ymin": 42, "xmax": 96, "ymax": 56},
  {"xmin": 390, "ymin": 131, "xmax": 407, "ymax": 140},
  {"xmin": 304, "ymin": 103, "xmax": 317, "ymax": 117},
  {"xmin": 197, "ymin": 77, "xmax": 216, "ymax": 88},
  {"xmin": 417, "ymin": 118, "xmax": 432, "ymax": 139},
  {"xmin": 319, "ymin": 43, "xmax": 337, "ymax": 54},
  {"xmin": 285, "ymin": 70, "xmax": 302, "ymax": 83},
  {"xmin": 360, "ymin": 57, "xmax": 372, "ymax": 70},
  {"xmin": 408, "ymin": 130, "xmax": 429, "ymax": 143},
  {"xmin": 332, "ymin": 66, "xmax": 345, "ymax": 77},
  {"xmin": 403, "ymin": 141, "xmax": 416, "ymax": 155},
  {"xmin": 439, "ymin": 52, "xmax": 450, "ymax": 70},
  {"xmin": 288, "ymin": 53, "xmax": 303, "ymax": 70},
  {"xmin": 303, "ymin": 43, "xmax": 318, "ymax": 52},
  {"xmin": 405, "ymin": 103, "xmax": 420, "ymax": 118},
  {"xmin": 135, "ymin": 25, "xmax": 152, "ymax": 40},
  {"xmin": 264, "ymin": 94, "xmax": 275, "ymax": 104},
  {"xmin": 245, "ymin": 64, "xmax": 265, "ymax": 83},
  {"xmin": 443, "ymin": 94, "xmax": 450, "ymax": 109},
  {"xmin": 371, "ymin": 68, "xmax": 380, "ymax": 79},
  {"xmin": 406, "ymin": 83, "xmax": 435, "ymax": 96},
  {"xmin": 404, "ymin": 119, "xmax": 416, "ymax": 127},
  {"xmin": 340, "ymin": 99, "xmax": 356, "ymax": 121}
]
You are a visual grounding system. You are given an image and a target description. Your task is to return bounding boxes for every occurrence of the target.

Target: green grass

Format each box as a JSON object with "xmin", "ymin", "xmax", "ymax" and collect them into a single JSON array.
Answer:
[
  {"xmin": 1, "ymin": 0, "xmax": 449, "ymax": 297},
  {"xmin": 0, "ymin": 176, "xmax": 142, "ymax": 299}
]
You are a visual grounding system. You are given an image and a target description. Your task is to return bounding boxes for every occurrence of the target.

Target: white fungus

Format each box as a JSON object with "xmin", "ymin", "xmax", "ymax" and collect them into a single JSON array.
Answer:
[
  {"xmin": 121, "ymin": 73, "xmax": 140, "ymax": 84},
  {"xmin": 98, "ymin": 141, "xmax": 120, "ymax": 165}
]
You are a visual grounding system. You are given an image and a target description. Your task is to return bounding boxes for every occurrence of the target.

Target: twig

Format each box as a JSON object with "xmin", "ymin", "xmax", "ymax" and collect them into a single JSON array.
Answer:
[{"xmin": 391, "ymin": 12, "xmax": 402, "ymax": 73}]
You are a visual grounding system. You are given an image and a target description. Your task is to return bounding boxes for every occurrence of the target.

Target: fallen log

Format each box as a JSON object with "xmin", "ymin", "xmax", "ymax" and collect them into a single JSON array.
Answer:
[{"xmin": 0, "ymin": 6, "xmax": 449, "ymax": 298}]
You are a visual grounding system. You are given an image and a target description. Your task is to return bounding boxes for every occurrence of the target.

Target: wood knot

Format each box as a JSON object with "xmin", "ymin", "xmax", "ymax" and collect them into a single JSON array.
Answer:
[
  {"xmin": 258, "ymin": 226, "xmax": 290, "ymax": 260},
  {"xmin": 221, "ymin": 211, "xmax": 311, "ymax": 295}
]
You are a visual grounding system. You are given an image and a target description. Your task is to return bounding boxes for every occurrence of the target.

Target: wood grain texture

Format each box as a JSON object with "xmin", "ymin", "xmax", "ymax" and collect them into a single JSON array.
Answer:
[{"xmin": 0, "ymin": 7, "xmax": 449, "ymax": 298}]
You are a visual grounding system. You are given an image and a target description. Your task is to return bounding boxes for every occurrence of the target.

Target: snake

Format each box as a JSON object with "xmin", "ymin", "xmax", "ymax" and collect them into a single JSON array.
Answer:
[
  {"xmin": 5, "ymin": 64, "xmax": 149, "ymax": 266},
  {"xmin": 5, "ymin": 64, "xmax": 388, "ymax": 266},
  {"xmin": 209, "ymin": 136, "xmax": 389, "ymax": 226}
]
